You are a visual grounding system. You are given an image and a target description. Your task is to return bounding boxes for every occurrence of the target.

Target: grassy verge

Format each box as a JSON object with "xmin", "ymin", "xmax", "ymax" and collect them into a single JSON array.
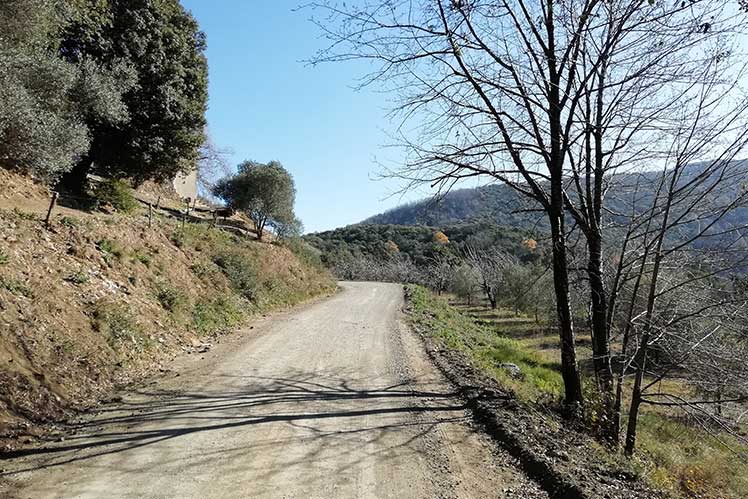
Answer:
[{"xmin": 406, "ymin": 284, "xmax": 748, "ymax": 499}]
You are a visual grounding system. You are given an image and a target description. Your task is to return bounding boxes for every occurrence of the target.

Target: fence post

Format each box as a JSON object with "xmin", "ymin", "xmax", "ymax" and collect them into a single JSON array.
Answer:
[
  {"xmin": 45, "ymin": 192, "xmax": 59, "ymax": 227},
  {"xmin": 148, "ymin": 203, "xmax": 153, "ymax": 228},
  {"xmin": 212, "ymin": 210, "xmax": 218, "ymax": 228}
]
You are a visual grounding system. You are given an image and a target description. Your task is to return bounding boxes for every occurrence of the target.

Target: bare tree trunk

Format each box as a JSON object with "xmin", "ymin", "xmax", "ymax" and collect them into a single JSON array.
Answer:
[{"xmin": 550, "ymin": 208, "xmax": 584, "ymax": 408}]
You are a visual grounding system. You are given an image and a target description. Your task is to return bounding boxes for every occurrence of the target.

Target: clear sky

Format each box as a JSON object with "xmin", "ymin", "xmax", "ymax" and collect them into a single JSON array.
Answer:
[{"xmin": 180, "ymin": 0, "xmax": 424, "ymax": 233}]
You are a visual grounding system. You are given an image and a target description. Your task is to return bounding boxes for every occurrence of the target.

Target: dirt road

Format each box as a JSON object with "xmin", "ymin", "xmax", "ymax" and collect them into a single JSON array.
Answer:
[{"xmin": 3, "ymin": 282, "xmax": 547, "ymax": 499}]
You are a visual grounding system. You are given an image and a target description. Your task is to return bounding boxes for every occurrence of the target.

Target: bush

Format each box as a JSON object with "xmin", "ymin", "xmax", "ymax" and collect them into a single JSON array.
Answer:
[
  {"xmin": 212, "ymin": 252, "xmax": 258, "ymax": 300},
  {"xmin": 154, "ymin": 283, "xmax": 185, "ymax": 312},
  {"xmin": 93, "ymin": 303, "xmax": 149, "ymax": 350},
  {"xmin": 92, "ymin": 179, "xmax": 138, "ymax": 213},
  {"xmin": 0, "ymin": 249, "xmax": 8, "ymax": 265},
  {"xmin": 192, "ymin": 295, "xmax": 245, "ymax": 335},
  {"xmin": 65, "ymin": 271, "xmax": 89, "ymax": 285}
]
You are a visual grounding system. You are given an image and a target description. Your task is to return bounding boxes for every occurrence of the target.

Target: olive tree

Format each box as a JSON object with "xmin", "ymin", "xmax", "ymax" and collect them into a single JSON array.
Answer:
[{"xmin": 213, "ymin": 161, "xmax": 298, "ymax": 242}]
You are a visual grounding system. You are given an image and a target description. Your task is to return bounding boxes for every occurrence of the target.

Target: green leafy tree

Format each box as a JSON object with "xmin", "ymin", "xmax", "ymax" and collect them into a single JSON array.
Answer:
[
  {"xmin": 213, "ymin": 161, "xmax": 297, "ymax": 242},
  {"xmin": 59, "ymin": 0, "xmax": 208, "ymax": 191},
  {"xmin": 0, "ymin": 0, "xmax": 126, "ymax": 178}
]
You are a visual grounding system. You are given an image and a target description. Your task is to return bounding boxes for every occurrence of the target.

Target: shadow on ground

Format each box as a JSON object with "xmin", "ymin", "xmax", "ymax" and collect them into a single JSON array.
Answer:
[{"xmin": 1, "ymin": 370, "xmax": 470, "ymax": 481}]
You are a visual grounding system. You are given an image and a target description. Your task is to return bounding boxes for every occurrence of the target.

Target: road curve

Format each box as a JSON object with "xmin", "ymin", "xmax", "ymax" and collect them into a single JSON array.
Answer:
[{"xmin": 3, "ymin": 282, "xmax": 547, "ymax": 499}]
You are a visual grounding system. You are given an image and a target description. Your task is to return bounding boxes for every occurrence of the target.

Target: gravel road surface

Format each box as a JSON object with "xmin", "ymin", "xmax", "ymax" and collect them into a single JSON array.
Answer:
[{"xmin": 3, "ymin": 282, "xmax": 547, "ymax": 499}]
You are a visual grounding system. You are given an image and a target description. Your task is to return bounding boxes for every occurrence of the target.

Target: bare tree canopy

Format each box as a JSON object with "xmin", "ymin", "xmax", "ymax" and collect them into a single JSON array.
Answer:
[{"xmin": 308, "ymin": 0, "xmax": 748, "ymax": 449}]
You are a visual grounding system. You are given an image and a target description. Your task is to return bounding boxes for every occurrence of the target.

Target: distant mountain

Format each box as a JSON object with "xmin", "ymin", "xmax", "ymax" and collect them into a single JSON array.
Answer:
[
  {"xmin": 363, "ymin": 184, "xmax": 543, "ymax": 230},
  {"xmin": 362, "ymin": 162, "xmax": 748, "ymax": 246}
]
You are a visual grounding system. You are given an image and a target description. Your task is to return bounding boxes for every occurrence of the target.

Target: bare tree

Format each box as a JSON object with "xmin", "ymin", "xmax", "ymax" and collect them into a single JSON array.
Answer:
[
  {"xmin": 197, "ymin": 131, "xmax": 233, "ymax": 199},
  {"xmin": 308, "ymin": 0, "xmax": 748, "ymax": 431}
]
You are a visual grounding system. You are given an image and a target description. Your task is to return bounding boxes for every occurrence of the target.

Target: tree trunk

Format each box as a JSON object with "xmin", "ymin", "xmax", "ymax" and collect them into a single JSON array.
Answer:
[
  {"xmin": 625, "ymin": 334, "xmax": 648, "ymax": 456},
  {"xmin": 549, "ymin": 209, "xmax": 584, "ymax": 408},
  {"xmin": 588, "ymin": 232, "xmax": 617, "ymax": 442},
  {"xmin": 58, "ymin": 156, "xmax": 92, "ymax": 195}
]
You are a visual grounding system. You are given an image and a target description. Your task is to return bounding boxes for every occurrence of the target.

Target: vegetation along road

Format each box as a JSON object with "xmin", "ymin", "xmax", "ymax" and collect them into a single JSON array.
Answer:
[{"xmin": 3, "ymin": 282, "xmax": 547, "ymax": 499}]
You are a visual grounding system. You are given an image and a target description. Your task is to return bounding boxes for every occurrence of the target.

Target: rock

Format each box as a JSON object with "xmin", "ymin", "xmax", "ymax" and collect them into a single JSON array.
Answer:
[{"xmin": 499, "ymin": 363, "xmax": 523, "ymax": 379}]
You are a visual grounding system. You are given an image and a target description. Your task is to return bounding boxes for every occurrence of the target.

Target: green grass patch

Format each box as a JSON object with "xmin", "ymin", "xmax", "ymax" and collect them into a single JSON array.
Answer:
[
  {"xmin": 0, "ymin": 249, "xmax": 9, "ymax": 265},
  {"xmin": 0, "ymin": 275, "xmax": 33, "ymax": 298},
  {"xmin": 192, "ymin": 294, "xmax": 246, "ymax": 335},
  {"xmin": 406, "ymin": 285, "xmax": 563, "ymax": 400},
  {"xmin": 12, "ymin": 207, "xmax": 37, "ymax": 221}
]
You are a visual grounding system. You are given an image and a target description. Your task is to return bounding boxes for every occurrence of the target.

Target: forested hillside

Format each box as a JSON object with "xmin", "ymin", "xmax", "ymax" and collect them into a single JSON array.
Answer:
[
  {"xmin": 365, "ymin": 162, "xmax": 748, "ymax": 252},
  {"xmin": 305, "ymin": 222, "xmax": 544, "ymax": 268}
]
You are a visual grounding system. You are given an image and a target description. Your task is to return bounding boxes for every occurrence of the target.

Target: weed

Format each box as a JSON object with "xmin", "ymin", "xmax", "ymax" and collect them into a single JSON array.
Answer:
[
  {"xmin": 213, "ymin": 252, "xmax": 258, "ymax": 300},
  {"xmin": 65, "ymin": 271, "xmax": 90, "ymax": 285},
  {"xmin": 154, "ymin": 283, "xmax": 185, "ymax": 312},
  {"xmin": 12, "ymin": 208, "xmax": 37, "ymax": 221},
  {"xmin": 192, "ymin": 294, "xmax": 245, "ymax": 335},
  {"xmin": 0, "ymin": 276, "xmax": 33, "ymax": 298},
  {"xmin": 60, "ymin": 216, "xmax": 80, "ymax": 228},
  {"xmin": 92, "ymin": 179, "xmax": 138, "ymax": 213},
  {"xmin": 93, "ymin": 303, "xmax": 150, "ymax": 350},
  {"xmin": 0, "ymin": 250, "xmax": 9, "ymax": 265}
]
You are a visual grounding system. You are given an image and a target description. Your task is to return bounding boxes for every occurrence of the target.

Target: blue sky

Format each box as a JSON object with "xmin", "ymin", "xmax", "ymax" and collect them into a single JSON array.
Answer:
[{"xmin": 181, "ymin": 0, "xmax": 424, "ymax": 233}]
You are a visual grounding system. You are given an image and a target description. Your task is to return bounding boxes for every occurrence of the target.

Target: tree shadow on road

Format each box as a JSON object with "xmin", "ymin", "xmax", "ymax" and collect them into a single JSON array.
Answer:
[{"xmin": 1, "ymin": 369, "xmax": 475, "ymax": 484}]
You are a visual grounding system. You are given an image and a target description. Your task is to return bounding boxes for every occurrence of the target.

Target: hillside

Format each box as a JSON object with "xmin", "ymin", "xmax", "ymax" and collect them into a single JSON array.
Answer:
[
  {"xmin": 305, "ymin": 221, "xmax": 545, "ymax": 268},
  {"xmin": 0, "ymin": 173, "xmax": 335, "ymax": 446},
  {"xmin": 363, "ymin": 162, "xmax": 748, "ymax": 245}
]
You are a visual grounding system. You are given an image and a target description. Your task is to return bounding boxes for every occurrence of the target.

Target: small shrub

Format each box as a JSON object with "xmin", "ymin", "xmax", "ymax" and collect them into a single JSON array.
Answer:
[
  {"xmin": 193, "ymin": 295, "xmax": 245, "ymax": 335},
  {"xmin": 191, "ymin": 261, "xmax": 220, "ymax": 282},
  {"xmin": 133, "ymin": 250, "xmax": 152, "ymax": 266},
  {"xmin": 92, "ymin": 179, "xmax": 138, "ymax": 214},
  {"xmin": 0, "ymin": 276, "xmax": 33, "ymax": 298},
  {"xmin": 212, "ymin": 252, "xmax": 259, "ymax": 300},
  {"xmin": 93, "ymin": 303, "xmax": 149, "ymax": 350},
  {"xmin": 154, "ymin": 283, "xmax": 185, "ymax": 312},
  {"xmin": 170, "ymin": 231, "xmax": 186, "ymax": 248},
  {"xmin": 60, "ymin": 216, "xmax": 80, "ymax": 228},
  {"xmin": 12, "ymin": 208, "xmax": 37, "ymax": 221},
  {"xmin": 97, "ymin": 239, "xmax": 123, "ymax": 259},
  {"xmin": 0, "ymin": 250, "xmax": 9, "ymax": 265},
  {"xmin": 65, "ymin": 271, "xmax": 90, "ymax": 285}
]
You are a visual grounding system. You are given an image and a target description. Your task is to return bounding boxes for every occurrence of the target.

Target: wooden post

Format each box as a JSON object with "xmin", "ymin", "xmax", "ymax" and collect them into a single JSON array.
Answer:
[
  {"xmin": 155, "ymin": 195, "xmax": 161, "ymax": 210},
  {"xmin": 181, "ymin": 209, "xmax": 187, "ymax": 231},
  {"xmin": 148, "ymin": 203, "xmax": 153, "ymax": 228},
  {"xmin": 45, "ymin": 192, "xmax": 59, "ymax": 227},
  {"xmin": 212, "ymin": 210, "xmax": 218, "ymax": 228}
]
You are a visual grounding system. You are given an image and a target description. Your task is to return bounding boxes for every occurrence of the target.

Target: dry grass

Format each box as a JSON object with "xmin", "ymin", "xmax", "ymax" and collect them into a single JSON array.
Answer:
[{"xmin": 0, "ymin": 203, "xmax": 335, "ymax": 440}]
